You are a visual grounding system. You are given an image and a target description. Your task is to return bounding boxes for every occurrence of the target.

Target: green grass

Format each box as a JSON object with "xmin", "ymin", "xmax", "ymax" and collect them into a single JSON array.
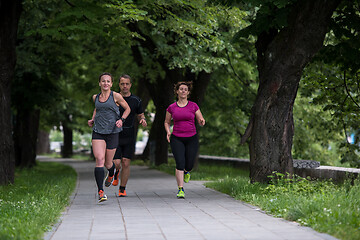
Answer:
[
  {"xmin": 0, "ymin": 161, "xmax": 77, "ymax": 240},
  {"xmin": 42, "ymin": 153, "xmax": 91, "ymax": 161},
  {"xmin": 151, "ymin": 159, "xmax": 360, "ymax": 240},
  {"xmin": 152, "ymin": 158, "xmax": 249, "ymax": 181}
]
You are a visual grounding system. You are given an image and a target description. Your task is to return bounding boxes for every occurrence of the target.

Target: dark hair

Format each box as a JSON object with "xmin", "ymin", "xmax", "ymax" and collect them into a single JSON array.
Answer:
[
  {"xmin": 174, "ymin": 81, "xmax": 193, "ymax": 95},
  {"xmin": 98, "ymin": 72, "xmax": 113, "ymax": 82},
  {"xmin": 119, "ymin": 74, "xmax": 131, "ymax": 83}
]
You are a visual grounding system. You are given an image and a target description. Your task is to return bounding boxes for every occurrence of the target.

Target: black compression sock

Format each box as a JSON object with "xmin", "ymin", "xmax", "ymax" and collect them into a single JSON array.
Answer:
[
  {"xmin": 108, "ymin": 162, "xmax": 115, "ymax": 177},
  {"xmin": 119, "ymin": 186, "xmax": 126, "ymax": 192},
  {"xmin": 94, "ymin": 167, "xmax": 104, "ymax": 192}
]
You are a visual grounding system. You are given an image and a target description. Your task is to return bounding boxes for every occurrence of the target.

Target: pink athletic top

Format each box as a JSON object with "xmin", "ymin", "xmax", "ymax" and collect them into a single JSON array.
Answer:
[{"xmin": 166, "ymin": 101, "xmax": 199, "ymax": 137}]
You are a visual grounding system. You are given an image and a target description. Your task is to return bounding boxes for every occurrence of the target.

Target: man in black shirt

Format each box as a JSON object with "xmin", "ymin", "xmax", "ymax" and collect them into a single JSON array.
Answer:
[{"xmin": 105, "ymin": 74, "xmax": 147, "ymax": 197}]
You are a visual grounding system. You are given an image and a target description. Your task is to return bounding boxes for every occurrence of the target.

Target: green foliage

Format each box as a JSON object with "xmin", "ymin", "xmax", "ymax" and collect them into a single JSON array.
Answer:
[
  {"xmin": 324, "ymin": 0, "xmax": 360, "ymax": 73},
  {"xmin": 195, "ymin": 4, "xmax": 258, "ymax": 157},
  {"xmin": 49, "ymin": 129, "xmax": 63, "ymax": 142},
  {"xmin": 34, "ymin": 0, "xmax": 148, "ymax": 40},
  {"xmin": 266, "ymin": 172, "xmax": 336, "ymax": 195},
  {"xmin": 0, "ymin": 161, "xmax": 77, "ymax": 240},
  {"xmin": 200, "ymin": 73, "xmax": 257, "ymax": 157},
  {"xmin": 233, "ymin": 0, "xmax": 297, "ymax": 40},
  {"xmin": 300, "ymin": 62, "xmax": 360, "ymax": 167},
  {"xmin": 14, "ymin": 1, "xmax": 67, "ymax": 113},
  {"xmin": 292, "ymin": 84, "xmax": 345, "ymax": 166},
  {"xmin": 298, "ymin": 0, "xmax": 360, "ymax": 167}
]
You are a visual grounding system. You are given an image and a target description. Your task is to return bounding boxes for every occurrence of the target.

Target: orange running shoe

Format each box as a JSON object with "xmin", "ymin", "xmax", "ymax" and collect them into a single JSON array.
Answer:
[
  {"xmin": 98, "ymin": 190, "xmax": 107, "ymax": 203},
  {"xmin": 118, "ymin": 189, "xmax": 127, "ymax": 197},
  {"xmin": 112, "ymin": 171, "xmax": 120, "ymax": 186},
  {"xmin": 105, "ymin": 175, "xmax": 113, "ymax": 187}
]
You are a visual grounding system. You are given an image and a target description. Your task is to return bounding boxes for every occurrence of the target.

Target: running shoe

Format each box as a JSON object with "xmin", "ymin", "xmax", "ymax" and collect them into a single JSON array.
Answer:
[
  {"xmin": 105, "ymin": 175, "xmax": 113, "ymax": 187},
  {"xmin": 184, "ymin": 171, "xmax": 191, "ymax": 183},
  {"xmin": 98, "ymin": 190, "xmax": 107, "ymax": 203},
  {"xmin": 112, "ymin": 171, "xmax": 120, "ymax": 186},
  {"xmin": 177, "ymin": 189, "xmax": 185, "ymax": 199},
  {"xmin": 118, "ymin": 189, "xmax": 127, "ymax": 197}
]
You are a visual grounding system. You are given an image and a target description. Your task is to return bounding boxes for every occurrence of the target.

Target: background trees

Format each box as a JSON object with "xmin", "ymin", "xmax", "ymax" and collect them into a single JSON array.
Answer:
[{"xmin": 1, "ymin": 0, "xmax": 359, "ymax": 185}]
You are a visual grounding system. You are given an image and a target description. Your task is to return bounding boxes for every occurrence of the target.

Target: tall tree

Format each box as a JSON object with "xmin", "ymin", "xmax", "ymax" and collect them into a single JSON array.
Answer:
[
  {"xmin": 237, "ymin": 0, "xmax": 342, "ymax": 182},
  {"xmin": 0, "ymin": 0, "xmax": 22, "ymax": 184},
  {"xmin": 126, "ymin": 0, "xmax": 237, "ymax": 165}
]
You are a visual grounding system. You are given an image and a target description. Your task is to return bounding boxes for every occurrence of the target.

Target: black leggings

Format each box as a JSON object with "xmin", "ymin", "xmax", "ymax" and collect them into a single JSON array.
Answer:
[{"xmin": 170, "ymin": 134, "xmax": 199, "ymax": 171}]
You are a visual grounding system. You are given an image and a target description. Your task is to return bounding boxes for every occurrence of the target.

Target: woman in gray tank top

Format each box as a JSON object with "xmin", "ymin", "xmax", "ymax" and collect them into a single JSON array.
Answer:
[{"xmin": 88, "ymin": 72, "xmax": 130, "ymax": 203}]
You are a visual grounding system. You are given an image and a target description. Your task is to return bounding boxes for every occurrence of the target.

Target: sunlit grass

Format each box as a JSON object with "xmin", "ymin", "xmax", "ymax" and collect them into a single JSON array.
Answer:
[{"xmin": 0, "ymin": 161, "xmax": 77, "ymax": 240}]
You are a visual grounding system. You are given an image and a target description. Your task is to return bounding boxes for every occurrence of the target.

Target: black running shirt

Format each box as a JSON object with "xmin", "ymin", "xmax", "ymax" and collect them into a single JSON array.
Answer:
[{"xmin": 118, "ymin": 94, "xmax": 143, "ymax": 137}]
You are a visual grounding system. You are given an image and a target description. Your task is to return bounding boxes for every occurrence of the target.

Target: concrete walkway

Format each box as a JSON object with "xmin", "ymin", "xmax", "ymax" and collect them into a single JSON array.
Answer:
[{"xmin": 43, "ymin": 159, "xmax": 337, "ymax": 240}]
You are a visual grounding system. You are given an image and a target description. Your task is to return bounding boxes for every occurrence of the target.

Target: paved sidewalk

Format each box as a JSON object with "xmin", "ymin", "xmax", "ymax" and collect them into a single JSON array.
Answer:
[{"xmin": 43, "ymin": 159, "xmax": 337, "ymax": 240}]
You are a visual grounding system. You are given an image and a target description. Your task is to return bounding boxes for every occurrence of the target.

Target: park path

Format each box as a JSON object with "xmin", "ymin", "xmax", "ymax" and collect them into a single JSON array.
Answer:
[{"xmin": 42, "ymin": 158, "xmax": 337, "ymax": 240}]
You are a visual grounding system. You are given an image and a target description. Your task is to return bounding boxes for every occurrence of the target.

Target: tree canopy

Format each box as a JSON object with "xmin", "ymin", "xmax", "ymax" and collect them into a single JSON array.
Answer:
[{"xmin": 1, "ymin": 0, "xmax": 359, "ymax": 184}]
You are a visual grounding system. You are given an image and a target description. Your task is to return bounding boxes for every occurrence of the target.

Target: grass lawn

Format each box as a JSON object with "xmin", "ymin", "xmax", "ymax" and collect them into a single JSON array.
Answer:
[
  {"xmin": 152, "ymin": 158, "xmax": 360, "ymax": 240},
  {"xmin": 0, "ymin": 161, "xmax": 77, "ymax": 240}
]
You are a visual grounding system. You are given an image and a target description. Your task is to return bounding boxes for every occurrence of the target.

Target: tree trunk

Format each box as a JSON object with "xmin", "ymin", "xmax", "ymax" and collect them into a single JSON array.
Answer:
[
  {"xmin": 61, "ymin": 121, "xmax": 73, "ymax": 158},
  {"xmin": 144, "ymin": 70, "xmax": 180, "ymax": 165},
  {"xmin": 0, "ymin": 0, "xmax": 22, "ymax": 184},
  {"xmin": 243, "ymin": 0, "xmax": 341, "ymax": 183},
  {"xmin": 37, "ymin": 130, "xmax": 50, "ymax": 154},
  {"xmin": 14, "ymin": 109, "xmax": 40, "ymax": 168}
]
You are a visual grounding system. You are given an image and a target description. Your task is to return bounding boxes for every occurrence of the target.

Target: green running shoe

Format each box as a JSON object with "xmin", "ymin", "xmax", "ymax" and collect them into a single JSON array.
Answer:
[
  {"xmin": 184, "ymin": 172, "xmax": 191, "ymax": 183},
  {"xmin": 177, "ymin": 188, "xmax": 185, "ymax": 199}
]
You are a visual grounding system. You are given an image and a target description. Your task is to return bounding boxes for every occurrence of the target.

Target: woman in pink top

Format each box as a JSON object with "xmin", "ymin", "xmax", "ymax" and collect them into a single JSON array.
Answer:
[{"xmin": 164, "ymin": 81, "xmax": 205, "ymax": 198}]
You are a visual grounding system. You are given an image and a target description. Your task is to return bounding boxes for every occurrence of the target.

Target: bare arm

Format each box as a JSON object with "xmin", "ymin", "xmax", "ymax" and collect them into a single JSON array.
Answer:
[
  {"xmin": 88, "ymin": 94, "xmax": 97, "ymax": 127},
  {"xmin": 195, "ymin": 109, "xmax": 205, "ymax": 126},
  {"xmin": 137, "ymin": 113, "xmax": 147, "ymax": 127},
  {"xmin": 114, "ymin": 92, "xmax": 130, "ymax": 128},
  {"xmin": 164, "ymin": 111, "xmax": 172, "ymax": 143}
]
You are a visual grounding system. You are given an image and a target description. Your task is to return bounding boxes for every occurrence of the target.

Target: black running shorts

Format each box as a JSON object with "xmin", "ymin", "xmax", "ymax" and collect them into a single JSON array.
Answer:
[{"xmin": 92, "ymin": 131, "xmax": 119, "ymax": 149}]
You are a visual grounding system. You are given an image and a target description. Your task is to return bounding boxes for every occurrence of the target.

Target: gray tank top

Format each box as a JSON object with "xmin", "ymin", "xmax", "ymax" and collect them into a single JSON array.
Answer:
[{"xmin": 93, "ymin": 91, "xmax": 122, "ymax": 134}]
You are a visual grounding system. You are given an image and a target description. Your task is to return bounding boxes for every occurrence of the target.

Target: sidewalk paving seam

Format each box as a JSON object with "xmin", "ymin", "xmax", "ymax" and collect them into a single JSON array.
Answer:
[{"xmin": 116, "ymin": 194, "xmax": 128, "ymax": 239}]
